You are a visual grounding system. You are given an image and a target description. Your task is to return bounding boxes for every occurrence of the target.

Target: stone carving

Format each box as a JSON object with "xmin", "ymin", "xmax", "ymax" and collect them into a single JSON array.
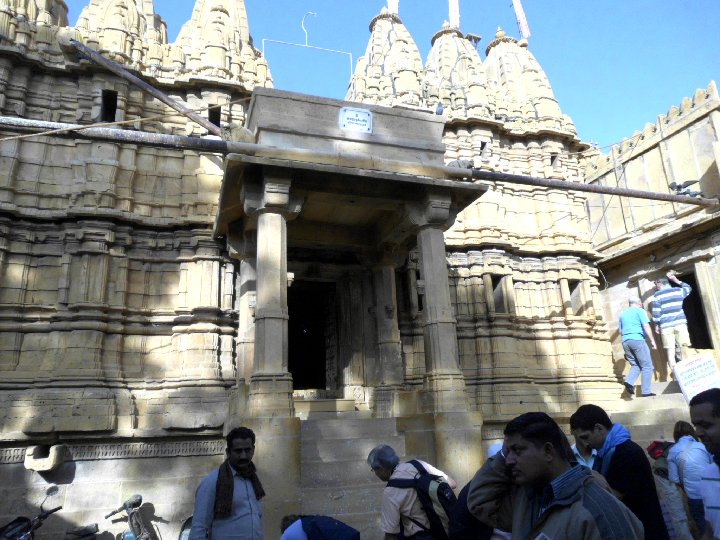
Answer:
[
  {"xmin": 346, "ymin": 9, "xmax": 424, "ymax": 108},
  {"xmin": 0, "ymin": 439, "xmax": 225, "ymax": 464},
  {"xmin": 424, "ymin": 23, "xmax": 493, "ymax": 121}
]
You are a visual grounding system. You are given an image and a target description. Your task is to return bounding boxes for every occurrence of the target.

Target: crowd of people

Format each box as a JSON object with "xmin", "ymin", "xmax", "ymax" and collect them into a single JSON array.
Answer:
[
  {"xmin": 183, "ymin": 387, "xmax": 720, "ymax": 540},
  {"xmin": 183, "ymin": 271, "xmax": 720, "ymax": 539}
]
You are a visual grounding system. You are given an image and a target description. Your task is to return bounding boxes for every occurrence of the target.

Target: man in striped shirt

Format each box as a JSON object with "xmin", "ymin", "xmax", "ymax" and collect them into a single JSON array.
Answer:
[
  {"xmin": 689, "ymin": 388, "xmax": 720, "ymax": 540},
  {"xmin": 651, "ymin": 271, "xmax": 692, "ymax": 368}
]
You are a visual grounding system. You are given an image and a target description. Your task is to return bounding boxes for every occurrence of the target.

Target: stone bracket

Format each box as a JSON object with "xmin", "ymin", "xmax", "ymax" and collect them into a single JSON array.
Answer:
[{"xmin": 24, "ymin": 444, "xmax": 68, "ymax": 472}]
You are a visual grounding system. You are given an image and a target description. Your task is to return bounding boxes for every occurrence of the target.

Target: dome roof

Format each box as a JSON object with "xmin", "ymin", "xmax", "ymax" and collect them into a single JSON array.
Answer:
[
  {"xmin": 423, "ymin": 22, "xmax": 493, "ymax": 121},
  {"xmin": 345, "ymin": 8, "xmax": 424, "ymax": 108},
  {"xmin": 484, "ymin": 28, "xmax": 576, "ymax": 136}
]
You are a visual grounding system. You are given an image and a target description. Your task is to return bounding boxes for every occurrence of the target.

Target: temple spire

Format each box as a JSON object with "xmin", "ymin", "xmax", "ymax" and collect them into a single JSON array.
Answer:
[{"xmin": 449, "ymin": 0, "xmax": 460, "ymax": 29}]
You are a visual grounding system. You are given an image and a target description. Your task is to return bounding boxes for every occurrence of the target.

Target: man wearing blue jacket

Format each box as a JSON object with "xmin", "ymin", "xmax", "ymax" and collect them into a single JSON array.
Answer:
[{"xmin": 571, "ymin": 404, "xmax": 669, "ymax": 540}]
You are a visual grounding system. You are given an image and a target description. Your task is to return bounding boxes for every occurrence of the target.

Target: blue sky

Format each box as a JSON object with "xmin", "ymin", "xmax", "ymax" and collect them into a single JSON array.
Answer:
[{"xmin": 64, "ymin": 0, "xmax": 719, "ymax": 149}]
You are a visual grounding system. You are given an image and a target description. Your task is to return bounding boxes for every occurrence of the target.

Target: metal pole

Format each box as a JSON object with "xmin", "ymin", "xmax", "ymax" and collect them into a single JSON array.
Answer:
[
  {"xmin": 68, "ymin": 39, "xmax": 223, "ymax": 137},
  {"xmin": 459, "ymin": 168, "xmax": 719, "ymax": 208},
  {"xmin": 1, "ymin": 115, "xmax": 717, "ymax": 208}
]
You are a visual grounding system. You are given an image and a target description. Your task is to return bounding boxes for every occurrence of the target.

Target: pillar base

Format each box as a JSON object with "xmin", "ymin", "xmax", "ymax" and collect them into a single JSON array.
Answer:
[
  {"xmin": 373, "ymin": 385, "xmax": 403, "ymax": 418},
  {"xmin": 420, "ymin": 370, "xmax": 468, "ymax": 413},
  {"xmin": 248, "ymin": 372, "xmax": 294, "ymax": 417}
]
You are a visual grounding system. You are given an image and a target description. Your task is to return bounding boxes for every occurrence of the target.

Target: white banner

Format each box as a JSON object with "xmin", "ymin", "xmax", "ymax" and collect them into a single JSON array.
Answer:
[{"xmin": 673, "ymin": 353, "xmax": 720, "ymax": 403}]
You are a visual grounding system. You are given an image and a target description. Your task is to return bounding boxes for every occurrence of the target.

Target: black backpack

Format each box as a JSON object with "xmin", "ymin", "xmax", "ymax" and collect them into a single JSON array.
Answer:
[{"xmin": 386, "ymin": 459, "xmax": 458, "ymax": 540}]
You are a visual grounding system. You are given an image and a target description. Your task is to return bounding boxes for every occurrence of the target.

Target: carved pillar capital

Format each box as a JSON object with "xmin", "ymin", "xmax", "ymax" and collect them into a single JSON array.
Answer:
[
  {"xmin": 406, "ymin": 191, "xmax": 455, "ymax": 230},
  {"xmin": 241, "ymin": 169, "xmax": 304, "ymax": 223}
]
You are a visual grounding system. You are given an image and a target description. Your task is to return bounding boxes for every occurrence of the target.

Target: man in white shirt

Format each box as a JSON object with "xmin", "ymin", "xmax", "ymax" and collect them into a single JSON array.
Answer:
[{"xmin": 367, "ymin": 444, "xmax": 456, "ymax": 540}]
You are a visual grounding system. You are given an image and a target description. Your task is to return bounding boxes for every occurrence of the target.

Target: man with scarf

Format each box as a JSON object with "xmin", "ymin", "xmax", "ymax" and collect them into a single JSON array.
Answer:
[
  {"xmin": 189, "ymin": 426, "xmax": 264, "ymax": 539},
  {"xmin": 570, "ymin": 404, "xmax": 669, "ymax": 540},
  {"xmin": 689, "ymin": 388, "xmax": 720, "ymax": 540}
]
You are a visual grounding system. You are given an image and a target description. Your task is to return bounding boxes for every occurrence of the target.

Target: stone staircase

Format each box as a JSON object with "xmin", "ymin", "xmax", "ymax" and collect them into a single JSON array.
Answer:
[
  {"xmin": 299, "ymin": 413, "xmax": 403, "ymax": 539},
  {"xmin": 606, "ymin": 380, "xmax": 690, "ymax": 451},
  {"xmin": 294, "ymin": 382, "xmax": 691, "ymax": 539}
]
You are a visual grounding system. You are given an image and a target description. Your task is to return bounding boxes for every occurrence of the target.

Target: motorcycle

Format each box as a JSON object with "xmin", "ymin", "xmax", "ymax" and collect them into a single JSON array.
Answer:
[
  {"xmin": 104, "ymin": 495, "xmax": 152, "ymax": 540},
  {"xmin": 0, "ymin": 505, "xmax": 62, "ymax": 540}
]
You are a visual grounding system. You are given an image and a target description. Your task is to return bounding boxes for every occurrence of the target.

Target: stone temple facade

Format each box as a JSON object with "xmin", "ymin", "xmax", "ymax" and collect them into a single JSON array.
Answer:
[{"xmin": 0, "ymin": 1, "xmax": 712, "ymax": 538}]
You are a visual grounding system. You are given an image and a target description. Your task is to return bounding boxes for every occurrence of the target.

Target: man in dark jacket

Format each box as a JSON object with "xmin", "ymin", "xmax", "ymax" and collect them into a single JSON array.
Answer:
[
  {"xmin": 571, "ymin": 404, "xmax": 670, "ymax": 540},
  {"xmin": 467, "ymin": 412, "xmax": 643, "ymax": 540}
]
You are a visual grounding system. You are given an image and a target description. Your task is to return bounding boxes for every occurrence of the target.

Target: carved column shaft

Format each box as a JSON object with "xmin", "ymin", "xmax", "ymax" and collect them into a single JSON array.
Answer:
[
  {"xmin": 245, "ymin": 170, "xmax": 301, "ymax": 417},
  {"xmin": 372, "ymin": 264, "xmax": 405, "ymax": 418},
  {"xmin": 254, "ymin": 210, "xmax": 288, "ymax": 373},
  {"xmin": 373, "ymin": 265, "xmax": 403, "ymax": 385},
  {"xmin": 417, "ymin": 226, "xmax": 460, "ymax": 374},
  {"xmin": 237, "ymin": 257, "xmax": 256, "ymax": 384}
]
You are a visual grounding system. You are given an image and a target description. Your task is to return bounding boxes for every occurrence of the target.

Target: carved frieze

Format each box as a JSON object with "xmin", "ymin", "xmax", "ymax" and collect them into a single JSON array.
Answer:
[{"xmin": 0, "ymin": 439, "xmax": 225, "ymax": 464}]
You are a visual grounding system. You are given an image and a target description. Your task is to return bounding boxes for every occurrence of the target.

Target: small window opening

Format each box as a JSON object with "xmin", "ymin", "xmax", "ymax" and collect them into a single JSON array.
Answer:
[
  {"xmin": 550, "ymin": 153, "xmax": 560, "ymax": 168},
  {"xmin": 208, "ymin": 106, "xmax": 221, "ymax": 127},
  {"xmin": 568, "ymin": 279, "xmax": 584, "ymax": 315},
  {"xmin": 416, "ymin": 270, "xmax": 424, "ymax": 312},
  {"xmin": 491, "ymin": 275, "xmax": 507, "ymax": 314},
  {"xmin": 480, "ymin": 141, "xmax": 490, "ymax": 159},
  {"xmin": 101, "ymin": 90, "xmax": 118, "ymax": 122}
]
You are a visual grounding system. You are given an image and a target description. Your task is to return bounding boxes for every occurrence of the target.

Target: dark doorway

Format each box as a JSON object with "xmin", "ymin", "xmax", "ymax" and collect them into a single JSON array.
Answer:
[
  {"xmin": 288, "ymin": 281, "xmax": 335, "ymax": 389},
  {"xmin": 675, "ymin": 272, "xmax": 712, "ymax": 349}
]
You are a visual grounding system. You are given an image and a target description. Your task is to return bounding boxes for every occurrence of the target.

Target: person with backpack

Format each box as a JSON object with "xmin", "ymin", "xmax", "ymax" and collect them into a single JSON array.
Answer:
[
  {"xmin": 467, "ymin": 412, "xmax": 644, "ymax": 540},
  {"xmin": 280, "ymin": 514, "xmax": 360, "ymax": 540},
  {"xmin": 367, "ymin": 444, "xmax": 457, "ymax": 540}
]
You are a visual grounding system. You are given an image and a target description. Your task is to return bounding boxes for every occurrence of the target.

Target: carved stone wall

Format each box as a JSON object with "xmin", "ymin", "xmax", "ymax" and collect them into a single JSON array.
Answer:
[
  {"xmin": 346, "ymin": 9, "xmax": 615, "ymax": 420},
  {"xmin": 0, "ymin": 2, "xmax": 258, "ymax": 535}
]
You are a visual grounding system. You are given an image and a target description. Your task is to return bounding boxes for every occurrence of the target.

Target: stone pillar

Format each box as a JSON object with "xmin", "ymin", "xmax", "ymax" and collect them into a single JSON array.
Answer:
[
  {"xmin": 237, "ymin": 256, "xmax": 257, "ymax": 384},
  {"xmin": 372, "ymin": 264, "xmax": 404, "ymax": 417},
  {"xmin": 245, "ymin": 170, "xmax": 302, "ymax": 417},
  {"xmin": 410, "ymin": 194, "xmax": 468, "ymax": 413}
]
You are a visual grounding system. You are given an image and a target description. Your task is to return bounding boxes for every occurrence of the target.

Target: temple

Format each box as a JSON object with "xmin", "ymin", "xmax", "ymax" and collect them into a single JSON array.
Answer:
[{"xmin": 0, "ymin": 0, "xmax": 718, "ymax": 538}]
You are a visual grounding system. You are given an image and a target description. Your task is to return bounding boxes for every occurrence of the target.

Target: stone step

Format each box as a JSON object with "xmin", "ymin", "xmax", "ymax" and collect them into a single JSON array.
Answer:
[
  {"xmin": 302, "ymin": 434, "xmax": 406, "ymax": 463},
  {"xmin": 301, "ymin": 417, "xmax": 398, "ymax": 440},
  {"xmin": 627, "ymin": 423, "xmax": 674, "ymax": 443},
  {"xmin": 651, "ymin": 380, "xmax": 682, "ymax": 395},
  {"xmin": 607, "ymin": 392, "xmax": 687, "ymax": 415},
  {"xmin": 300, "ymin": 458, "xmax": 380, "ymax": 488},
  {"xmin": 294, "ymin": 399, "xmax": 357, "ymax": 420},
  {"xmin": 297, "ymin": 409, "xmax": 373, "ymax": 420},
  {"xmin": 622, "ymin": 379, "xmax": 682, "ymax": 397},
  {"xmin": 301, "ymin": 484, "xmax": 384, "ymax": 515}
]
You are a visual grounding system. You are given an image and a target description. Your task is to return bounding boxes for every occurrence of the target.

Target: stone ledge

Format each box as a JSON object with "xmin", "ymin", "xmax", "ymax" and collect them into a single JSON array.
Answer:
[{"xmin": 0, "ymin": 438, "xmax": 225, "ymax": 465}]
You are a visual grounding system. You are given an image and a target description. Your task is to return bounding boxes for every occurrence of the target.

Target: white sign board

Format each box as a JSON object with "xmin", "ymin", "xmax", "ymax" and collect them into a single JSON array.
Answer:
[
  {"xmin": 339, "ymin": 107, "xmax": 372, "ymax": 134},
  {"xmin": 673, "ymin": 353, "xmax": 720, "ymax": 403}
]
